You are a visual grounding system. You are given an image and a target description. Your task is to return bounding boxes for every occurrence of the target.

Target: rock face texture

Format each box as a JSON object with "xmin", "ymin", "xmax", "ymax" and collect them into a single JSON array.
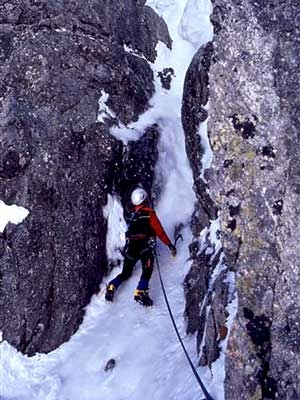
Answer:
[
  {"xmin": 0, "ymin": 0, "xmax": 170, "ymax": 355},
  {"xmin": 182, "ymin": 43, "xmax": 230, "ymax": 370},
  {"xmin": 182, "ymin": 0, "xmax": 300, "ymax": 399},
  {"xmin": 117, "ymin": 124, "xmax": 160, "ymax": 215}
]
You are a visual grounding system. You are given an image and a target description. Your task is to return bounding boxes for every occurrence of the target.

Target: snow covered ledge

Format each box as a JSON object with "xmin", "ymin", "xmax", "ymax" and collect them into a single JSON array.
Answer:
[{"xmin": 0, "ymin": 200, "xmax": 29, "ymax": 233}]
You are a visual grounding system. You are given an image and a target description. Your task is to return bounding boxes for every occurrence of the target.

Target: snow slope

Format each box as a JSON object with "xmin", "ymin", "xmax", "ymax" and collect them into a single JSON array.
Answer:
[
  {"xmin": 0, "ymin": 1, "xmax": 236, "ymax": 400},
  {"xmin": 0, "ymin": 201, "xmax": 29, "ymax": 233}
]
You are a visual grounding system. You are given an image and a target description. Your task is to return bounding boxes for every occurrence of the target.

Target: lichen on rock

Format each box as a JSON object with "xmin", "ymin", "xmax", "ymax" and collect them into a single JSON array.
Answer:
[{"xmin": 207, "ymin": 0, "xmax": 300, "ymax": 398}]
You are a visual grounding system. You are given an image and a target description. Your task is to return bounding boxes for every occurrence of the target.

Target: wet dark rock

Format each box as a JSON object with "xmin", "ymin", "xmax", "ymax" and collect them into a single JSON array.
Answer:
[
  {"xmin": 184, "ymin": 242, "xmax": 228, "ymax": 368},
  {"xmin": 104, "ymin": 358, "xmax": 116, "ymax": 372},
  {"xmin": 272, "ymin": 199, "xmax": 283, "ymax": 215},
  {"xmin": 230, "ymin": 114, "xmax": 256, "ymax": 139},
  {"xmin": 184, "ymin": 250, "xmax": 211, "ymax": 337},
  {"xmin": 227, "ymin": 218, "xmax": 236, "ymax": 232},
  {"xmin": 223, "ymin": 159, "xmax": 233, "ymax": 168},
  {"xmin": 244, "ymin": 310, "xmax": 277, "ymax": 399},
  {"xmin": 182, "ymin": 42, "xmax": 213, "ymax": 180},
  {"xmin": 117, "ymin": 124, "xmax": 160, "ymax": 214},
  {"xmin": 182, "ymin": 41, "xmax": 218, "ymax": 229},
  {"xmin": 139, "ymin": 6, "xmax": 172, "ymax": 62},
  {"xmin": 261, "ymin": 145, "xmax": 276, "ymax": 158},
  {"xmin": 0, "ymin": 1, "xmax": 170, "ymax": 355},
  {"xmin": 182, "ymin": 40, "xmax": 229, "ymax": 369},
  {"xmin": 228, "ymin": 204, "xmax": 240, "ymax": 217},
  {"xmin": 157, "ymin": 67, "xmax": 175, "ymax": 90}
]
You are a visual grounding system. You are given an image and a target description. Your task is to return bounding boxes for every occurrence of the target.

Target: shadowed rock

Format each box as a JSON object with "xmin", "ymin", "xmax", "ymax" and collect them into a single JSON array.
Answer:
[{"xmin": 0, "ymin": 0, "xmax": 170, "ymax": 355}]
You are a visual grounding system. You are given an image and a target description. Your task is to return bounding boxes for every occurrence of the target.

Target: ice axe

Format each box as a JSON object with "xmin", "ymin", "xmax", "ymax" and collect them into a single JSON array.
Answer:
[
  {"xmin": 174, "ymin": 233, "xmax": 183, "ymax": 247},
  {"xmin": 169, "ymin": 233, "xmax": 183, "ymax": 259}
]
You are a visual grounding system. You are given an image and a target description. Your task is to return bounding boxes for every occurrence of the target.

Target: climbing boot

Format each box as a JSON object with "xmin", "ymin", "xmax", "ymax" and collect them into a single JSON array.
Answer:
[
  {"xmin": 105, "ymin": 284, "xmax": 116, "ymax": 302},
  {"xmin": 134, "ymin": 289, "xmax": 153, "ymax": 307}
]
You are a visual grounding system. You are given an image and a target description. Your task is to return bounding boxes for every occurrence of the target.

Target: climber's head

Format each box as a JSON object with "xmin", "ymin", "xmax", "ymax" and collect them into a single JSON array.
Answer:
[{"xmin": 131, "ymin": 188, "xmax": 147, "ymax": 206}]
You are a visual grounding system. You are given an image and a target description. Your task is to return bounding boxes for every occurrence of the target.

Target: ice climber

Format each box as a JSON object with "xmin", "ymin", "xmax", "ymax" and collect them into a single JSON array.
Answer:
[{"xmin": 105, "ymin": 188, "xmax": 177, "ymax": 306}]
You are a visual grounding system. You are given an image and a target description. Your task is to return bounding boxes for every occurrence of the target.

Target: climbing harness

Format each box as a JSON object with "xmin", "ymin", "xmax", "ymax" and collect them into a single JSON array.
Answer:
[{"xmin": 154, "ymin": 249, "xmax": 214, "ymax": 400}]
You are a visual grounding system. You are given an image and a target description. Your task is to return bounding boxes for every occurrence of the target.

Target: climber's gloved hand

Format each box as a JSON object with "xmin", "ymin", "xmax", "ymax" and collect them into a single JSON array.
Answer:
[{"xmin": 168, "ymin": 243, "xmax": 177, "ymax": 258}]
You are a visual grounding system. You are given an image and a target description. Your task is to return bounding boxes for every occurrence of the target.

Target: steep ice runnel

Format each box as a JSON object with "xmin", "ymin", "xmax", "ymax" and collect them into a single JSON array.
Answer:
[{"xmin": 0, "ymin": 1, "xmax": 229, "ymax": 400}]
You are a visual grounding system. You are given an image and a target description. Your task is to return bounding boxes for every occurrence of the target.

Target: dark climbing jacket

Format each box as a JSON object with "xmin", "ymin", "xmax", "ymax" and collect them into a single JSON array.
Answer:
[
  {"xmin": 107, "ymin": 205, "xmax": 172, "ymax": 292},
  {"xmin": 126, "ymin": 205, "xmax": 172, "ymax": 246}
]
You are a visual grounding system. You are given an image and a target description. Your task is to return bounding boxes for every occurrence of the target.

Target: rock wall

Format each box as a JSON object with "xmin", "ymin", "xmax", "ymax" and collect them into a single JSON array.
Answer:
[
  {"xmin": 204, "ymin": 0, "xmax": 299, "ymax": 398},
  {"xmin": 182, "ymin": 43, "xmax": 230, "ymax": 370},
  {"xmin": 182, "ymin": 0, "xmax": 299, "ymax": 398},
  {"xmin": 0, "ymin": 0, "xmax": 170, "ymax": 355}
]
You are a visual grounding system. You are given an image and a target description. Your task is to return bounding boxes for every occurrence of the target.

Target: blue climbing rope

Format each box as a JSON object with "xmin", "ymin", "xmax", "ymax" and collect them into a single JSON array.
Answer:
[{"xmin": 154, "ymin": 250, "xmax": 214, "ymax": 400}]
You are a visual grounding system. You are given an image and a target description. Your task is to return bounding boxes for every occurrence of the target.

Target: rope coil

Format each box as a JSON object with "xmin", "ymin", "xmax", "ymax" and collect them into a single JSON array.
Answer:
[{"xmin": 154, "ymin": 250, "xmax": 214, "ymax": 400}]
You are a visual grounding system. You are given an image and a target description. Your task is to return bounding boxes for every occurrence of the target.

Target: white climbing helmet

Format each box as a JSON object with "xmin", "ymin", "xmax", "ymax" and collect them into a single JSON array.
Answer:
[{"xmin": 131, "ymin": 188, "xmax": 147, "ymax": 205}]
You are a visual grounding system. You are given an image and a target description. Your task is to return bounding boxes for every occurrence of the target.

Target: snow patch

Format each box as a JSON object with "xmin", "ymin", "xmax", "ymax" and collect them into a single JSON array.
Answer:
[
  {"xmin": 103, "ymin": 194, "xmax": 126, "ymax": 264},
  {"xmin": 0, "ymin": 200, "xmax": 29, "ymax": 233},
  {"xmin": 179, "ymin": 0, "xmax": 213, "ymax": 48},
  {"xmin": 199, "ymin": 117, "xmax": 213, "ymax": 181},
  {"xmin": 109, "ymin": 124, "xmax": 142, "ymax": 144},
  {"xmin": 97, "ymin": 90, "xmax": 116, "ymax": 124},
  {"xmin": 206, "ymin": 217, "xmax": 223, "ymax": 260},
  {"xmin": 123, "ymin": 44, "xmax": 146, "ymax": 60},
  {"xmin": 0, "ymin": 341, "xmax": 62, "ymax": 400}
]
